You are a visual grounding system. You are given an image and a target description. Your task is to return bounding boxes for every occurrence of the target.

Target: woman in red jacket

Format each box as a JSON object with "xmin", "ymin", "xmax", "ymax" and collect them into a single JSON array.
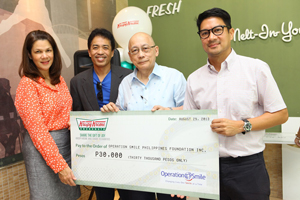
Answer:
[{"xmin": 15, "ymin": 30, "xmax": 80, "ymax": 200}]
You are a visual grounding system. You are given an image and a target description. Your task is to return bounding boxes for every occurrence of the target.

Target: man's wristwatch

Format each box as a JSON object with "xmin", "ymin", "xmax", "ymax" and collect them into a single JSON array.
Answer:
[{"xmin": 242, "ymin": 119, "xmax": 252, "ymax": 134}]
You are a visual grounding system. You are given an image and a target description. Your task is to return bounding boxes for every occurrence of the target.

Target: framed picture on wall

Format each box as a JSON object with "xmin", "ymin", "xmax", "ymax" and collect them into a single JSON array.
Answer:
[{"xmin": 0, "ymin": 78, "xmax": 25, "ymax": 167}]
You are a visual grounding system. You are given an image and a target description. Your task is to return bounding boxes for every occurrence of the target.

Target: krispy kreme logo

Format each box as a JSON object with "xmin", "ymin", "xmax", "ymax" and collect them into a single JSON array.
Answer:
[
  {"xmin": 76, "ymin": 118, "xmax": 108, "ymax": 131},
  {"xmin": 117, "ymin": 20, "xmax": 139, "ymax": 28}
]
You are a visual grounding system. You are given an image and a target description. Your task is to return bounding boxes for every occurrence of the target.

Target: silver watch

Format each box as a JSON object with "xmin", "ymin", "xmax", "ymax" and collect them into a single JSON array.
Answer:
[{"xmin": 242, "ymin": 119, "xmax": 252, "ymax": 134}]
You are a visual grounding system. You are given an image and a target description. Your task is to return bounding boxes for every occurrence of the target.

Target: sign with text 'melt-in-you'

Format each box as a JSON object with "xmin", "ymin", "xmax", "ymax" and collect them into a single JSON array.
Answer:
[{"xmin": 234, "ymin": 21, "xmax": 300, "ymax": 43}]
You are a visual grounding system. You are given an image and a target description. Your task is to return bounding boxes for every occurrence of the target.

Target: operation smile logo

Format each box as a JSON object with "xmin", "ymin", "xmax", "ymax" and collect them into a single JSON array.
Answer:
[
  {"xmin": 161, "ymin": 170, "xmax": 206, "ymax": 182},
  {"xmin": 76, "ymin": 118, "xmax": 108, "ymax": 131}
]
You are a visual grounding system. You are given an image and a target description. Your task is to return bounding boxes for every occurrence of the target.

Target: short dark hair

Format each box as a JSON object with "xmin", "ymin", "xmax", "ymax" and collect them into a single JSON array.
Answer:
[
  {"xmin": 19, "ymin": 30, "xmax": 62, "ymax": 85},
  {"xmin": 87, "ymin": 28, "xmax": 115, "ymax": 50},
  {"xmin": 197, "ymin": 8, "xmax": 232, "ymax": 33}
]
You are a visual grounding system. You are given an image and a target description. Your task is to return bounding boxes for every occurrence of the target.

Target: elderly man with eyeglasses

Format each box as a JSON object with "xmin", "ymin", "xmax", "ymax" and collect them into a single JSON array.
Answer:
[
  {"xmin": 101, "ymin": 32, "xmax": 186, "ymax": 113},
  {"xmin": 101, "ymin": 32, "xmax": 186, "ymax": 200},
  {"xmin": 178, "ymin": 7, "xmax": 288, "ymax": 200}
]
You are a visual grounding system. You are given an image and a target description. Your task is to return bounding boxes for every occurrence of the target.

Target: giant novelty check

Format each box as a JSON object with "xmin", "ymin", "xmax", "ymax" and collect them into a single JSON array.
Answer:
[{"xmin": 70, "ymin": 110, "xmax": 219, "ymax": 199}]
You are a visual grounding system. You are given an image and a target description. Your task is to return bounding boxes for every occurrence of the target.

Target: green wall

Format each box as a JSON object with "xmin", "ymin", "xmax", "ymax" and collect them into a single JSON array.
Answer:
[{"xmin": 128, "ymin": 0, "xmax": 300, "ymax": 131}]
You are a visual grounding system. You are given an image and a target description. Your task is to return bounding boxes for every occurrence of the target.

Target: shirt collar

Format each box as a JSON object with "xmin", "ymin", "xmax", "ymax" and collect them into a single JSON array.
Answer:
[
  {"xmin": 92, "ymin": 68, "xmax": 111, "ymax": 84},
  {"xmin": 132, "ymin": 62, "xmax": 161, "ymax": 81},
  {"xmin": 93, "ymin": 68, "xmax": 100, "ymax": 83},
  {"xmin": 36, "ymin": 77, "xmax": 44, "ymax": 83},
  {"xmin": 224, "ymin": 48, "xmax": 237, "ymax": 71},
  {"xmin": 151, "ymin": 62, "xmax": 162, "ymax": 77},
  {"xmin": 36, "ymin": 77, "xmax": 58, "ymax": 91},
  {"xmin": 207, "ymin": 48, "xmax": 237, "ymax": 72}
]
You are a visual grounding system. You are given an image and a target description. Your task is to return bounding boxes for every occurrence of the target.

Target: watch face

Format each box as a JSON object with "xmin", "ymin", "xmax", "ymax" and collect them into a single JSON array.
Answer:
[{"xmin": 244, "ymin": 122, "xmax": 252, "ymax": 132}]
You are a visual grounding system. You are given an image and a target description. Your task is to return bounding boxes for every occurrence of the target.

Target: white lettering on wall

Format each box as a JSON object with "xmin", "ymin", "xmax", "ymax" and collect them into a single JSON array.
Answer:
[
  {"xmin": 234, "ymin": 21, "xmax": 300, "ymax": 43},
  {"xmin": 147, "ymin": 0, "xmax": 182, "ymax": 18}
]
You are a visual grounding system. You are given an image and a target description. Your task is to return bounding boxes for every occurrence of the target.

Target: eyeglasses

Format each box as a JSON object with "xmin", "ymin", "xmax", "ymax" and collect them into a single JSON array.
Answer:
[
  {"xmin": 129, "ymin": 45, "xmax": 156, "ymax": 55},
  {"xmin": 197, "ymin": 25, "xmax": 230, "ymax": 39},
  {"xmin": 96, "ymin": 82, "xmax": 103, "ymax": 101}
]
